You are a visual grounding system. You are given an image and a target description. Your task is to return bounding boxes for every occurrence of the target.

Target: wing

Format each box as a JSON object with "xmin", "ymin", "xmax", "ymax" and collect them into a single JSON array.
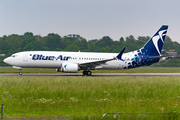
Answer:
[{"xmin": 79, "ymin": 47, "xmax": 125, "ymax": 69}]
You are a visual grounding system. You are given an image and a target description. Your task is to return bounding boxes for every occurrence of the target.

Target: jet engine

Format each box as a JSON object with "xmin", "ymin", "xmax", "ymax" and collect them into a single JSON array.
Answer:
[{"xmin": 56, "ymin": 62, "xmax": 79, "ymax": 73}]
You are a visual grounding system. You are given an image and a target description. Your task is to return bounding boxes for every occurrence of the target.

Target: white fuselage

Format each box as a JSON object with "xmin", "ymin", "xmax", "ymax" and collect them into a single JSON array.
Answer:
[
  {"xmin": 3, "ymin": 49, "xmax": 159, "ymax": 72},
  {"xmin": 4, "ymin": 51, "xmax": 135, "ymax": 70}
]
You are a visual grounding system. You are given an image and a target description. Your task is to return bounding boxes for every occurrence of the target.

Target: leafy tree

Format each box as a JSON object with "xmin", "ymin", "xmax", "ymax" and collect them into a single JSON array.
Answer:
[
  {"xmin": 33, "ymin": 35, "xmax": 44, "ymax": 51},
  {"xmin": 97, "ymin": 36, "xmax": 113, "ymax": 48},
  {"xmin": 23, "ymin": 42, "xmax": 35, "ymax": 51},
  {"xmin": 137, "ymin": 36, "xmax": 150, "ymax": 48},
  {"xmin": 65, "ymin": 43, "xmax": 80, "ymax": 51},
  {"xmin": 45, "ymin": 33, "xmax": 61, "ymax": 51},
  {"xmin": 119, "ymin": 37, "xmax": 125, "ymax": 42},
  {"xmin": 88, "ymin": 39, "xmax": 98, "ymax": 52},
  {"xmin": 22, "ymin": 32, "xmax": 35, "ymax": 51},
  {"xmin": 163, "ymin": 36, "xmax": 174, "ymax": 50},
  {"xmin": 125, "ymin": 35, "xmax": 137, "ymax": 51}
]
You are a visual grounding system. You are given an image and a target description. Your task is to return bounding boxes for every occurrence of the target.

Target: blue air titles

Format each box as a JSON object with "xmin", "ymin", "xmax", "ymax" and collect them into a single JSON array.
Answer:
[{"xmin": 32, "ymin": 54, "xmax": 71, "ymax": 61}]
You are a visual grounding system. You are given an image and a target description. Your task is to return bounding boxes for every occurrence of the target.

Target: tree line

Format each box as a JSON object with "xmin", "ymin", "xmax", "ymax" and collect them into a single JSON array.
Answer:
[{"xmin": 0, "ymin": 32, "xmax": 179, "ymax": 66}]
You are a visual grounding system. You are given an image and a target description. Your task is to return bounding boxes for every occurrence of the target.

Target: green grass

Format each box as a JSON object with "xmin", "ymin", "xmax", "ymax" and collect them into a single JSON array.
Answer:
[
  {"xmin": 1, "ymin": 76, "xmax": 180, "ymax": 119},
  {"xmin": 1, "ymin": 66, "xmax": 180, "ymax": 73}
]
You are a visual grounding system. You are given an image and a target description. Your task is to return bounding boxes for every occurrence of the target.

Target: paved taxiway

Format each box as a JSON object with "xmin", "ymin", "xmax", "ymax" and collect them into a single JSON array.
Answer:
[{"xmin": 1, "ymin": 73, "xmax": 180, "ymax": 76}]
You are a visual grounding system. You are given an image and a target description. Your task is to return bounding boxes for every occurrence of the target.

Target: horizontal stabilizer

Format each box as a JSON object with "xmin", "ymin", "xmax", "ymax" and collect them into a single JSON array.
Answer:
[
  {"xmin": 149, "ymin": 55, "xmax": 170, "ymax": 59},
  {"xmin": 116, "ymin": 47, "xmax": 125, "ymax": 61}
]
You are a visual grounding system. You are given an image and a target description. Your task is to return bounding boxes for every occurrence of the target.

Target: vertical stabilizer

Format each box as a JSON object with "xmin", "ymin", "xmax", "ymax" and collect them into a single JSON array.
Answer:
[{"xmin": 141, "ymin": 25, "xmax": 168, "ymax": 56}]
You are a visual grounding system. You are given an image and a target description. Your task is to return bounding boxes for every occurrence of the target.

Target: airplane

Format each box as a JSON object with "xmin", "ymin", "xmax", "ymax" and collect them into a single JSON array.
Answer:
[{"xmin": 3, "ymin": 25, "xmax": 168, "ymax": 75}]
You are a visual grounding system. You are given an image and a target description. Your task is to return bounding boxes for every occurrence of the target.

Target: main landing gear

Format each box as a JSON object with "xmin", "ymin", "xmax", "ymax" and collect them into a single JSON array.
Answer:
[{"xmin": 83, "ymin": 70, "xmax": 92, "ymax": 76}]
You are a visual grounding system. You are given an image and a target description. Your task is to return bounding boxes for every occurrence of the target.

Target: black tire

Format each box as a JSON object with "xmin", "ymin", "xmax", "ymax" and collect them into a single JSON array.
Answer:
[
  {"xmin": 83, "ymin": 70, "xmax": 92, "ymax": 76},
  {"xmin": 19, "ymin": 72, "xmax": 23, "ymax": 75},
  {"xmin": 87, "ymin": 71, "xmax": 92, "ymax": 76},
  {"xmin": 83, "ymin": 71, "xmax": 86, "ymax": 76}
]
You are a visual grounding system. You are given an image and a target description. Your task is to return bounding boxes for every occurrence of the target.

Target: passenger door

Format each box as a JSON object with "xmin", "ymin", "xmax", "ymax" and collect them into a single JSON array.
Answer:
[{"xmin": 23, "ymin": 54, "xmax": 28, "ymax": 62}]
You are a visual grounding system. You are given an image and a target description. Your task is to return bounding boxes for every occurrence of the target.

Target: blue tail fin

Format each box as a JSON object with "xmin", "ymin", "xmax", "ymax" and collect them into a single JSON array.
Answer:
[{"xmin": 141, "ymin": 25, "xmax": 168, "ymax": 56}]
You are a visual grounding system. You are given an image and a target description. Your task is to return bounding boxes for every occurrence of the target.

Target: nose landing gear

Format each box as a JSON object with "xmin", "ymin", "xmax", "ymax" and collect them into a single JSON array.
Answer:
[
  {"xmin": 83, "ymin": 70, "xmax": 92, "ymax": 76},
  {"xmin": 19, "ymin": 69, "xmax": 23, "ymax": 75}
]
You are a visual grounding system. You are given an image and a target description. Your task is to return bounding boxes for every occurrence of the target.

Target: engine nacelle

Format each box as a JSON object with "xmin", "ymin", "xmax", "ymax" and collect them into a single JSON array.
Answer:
[{"xmin": 56, "ymin": 62, "xmax": 79, "ymax": 73}]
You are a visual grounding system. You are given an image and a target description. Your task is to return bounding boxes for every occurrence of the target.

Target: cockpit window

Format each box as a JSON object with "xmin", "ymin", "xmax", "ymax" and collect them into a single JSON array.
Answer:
[{"xmin": 11, "ymin": 55, "xmax": 18, "ymax": 58}]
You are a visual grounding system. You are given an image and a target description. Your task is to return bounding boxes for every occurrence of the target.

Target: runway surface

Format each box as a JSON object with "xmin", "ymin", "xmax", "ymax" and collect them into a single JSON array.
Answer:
[{"xmin": 1, "ymin": 73, "xmax": 180, "ymax": 76}]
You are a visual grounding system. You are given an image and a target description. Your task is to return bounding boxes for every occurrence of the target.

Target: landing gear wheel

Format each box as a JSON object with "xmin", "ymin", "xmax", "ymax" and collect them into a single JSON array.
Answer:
[
  {"xmin": 87, "ymin": 71, "xmax": 92, "ymax": 76},
  {"xmin": 83, "ymin": 70, "xmax": 92, "ymax": 76},
  {"xmin": 19, "ymin": 72, "xmax": 23, "ymax": 75},
  {"xmin": 19, "ymin": 69, "xmax": 23, "ymax": 75},
  {"xmin": 83, "ymin": 71, "xmax": 86, "ymax": 76}
]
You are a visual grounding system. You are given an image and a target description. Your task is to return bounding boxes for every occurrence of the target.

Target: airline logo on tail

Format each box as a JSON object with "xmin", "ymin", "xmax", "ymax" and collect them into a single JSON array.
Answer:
[
  {"xmin": 142, "ymin": 25, "xmax": 168, "ymax": 56},
  {"xmin": 152, "ymin": 29, "xmax": 167, "ymax": 55}
]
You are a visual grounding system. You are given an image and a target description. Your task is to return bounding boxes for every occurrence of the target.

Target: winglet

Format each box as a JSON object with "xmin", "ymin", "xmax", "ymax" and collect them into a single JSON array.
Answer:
[{"xmin": 116, "ymin": 47, "xmax": 125, "ymax": 61}]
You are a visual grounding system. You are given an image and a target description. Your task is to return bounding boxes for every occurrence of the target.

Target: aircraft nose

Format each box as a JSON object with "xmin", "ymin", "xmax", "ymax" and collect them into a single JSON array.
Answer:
[{"xmin": 3, "ymin": 57, "xmax": 11, "ymax": 64}]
